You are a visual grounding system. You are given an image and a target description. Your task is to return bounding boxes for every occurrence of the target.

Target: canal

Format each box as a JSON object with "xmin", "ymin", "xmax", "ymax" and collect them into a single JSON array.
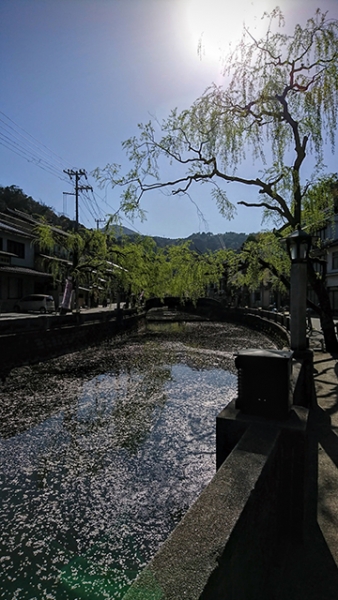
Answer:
[{"xmin": 0, "ymin": 321, "xmax": 277, "ymax": 599}]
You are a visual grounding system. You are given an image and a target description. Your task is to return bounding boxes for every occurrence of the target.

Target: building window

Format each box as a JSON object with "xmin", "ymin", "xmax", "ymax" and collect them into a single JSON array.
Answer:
[
  {"xmin": 7, "ymin": 239, "xmax": 25, "ymax": 259},
  {"xmin": 329, "ymin": 288, "xmax": 338, "ymax": 314},
  {"xmin": 332, "ymin": 251, "xmax": 338, "ymax": 270}
]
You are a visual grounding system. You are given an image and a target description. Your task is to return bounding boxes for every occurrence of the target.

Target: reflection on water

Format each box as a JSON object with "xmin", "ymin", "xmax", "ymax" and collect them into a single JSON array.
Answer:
[{"xmin": 0, "ymin": 331, "xmax": 237, "ymax": 599}]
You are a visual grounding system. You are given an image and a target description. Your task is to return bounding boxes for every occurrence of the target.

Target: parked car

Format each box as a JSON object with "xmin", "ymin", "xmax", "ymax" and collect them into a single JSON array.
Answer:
[{"xmin": 14, "ymin": 294, "xmax": 55, "ymax": 314}]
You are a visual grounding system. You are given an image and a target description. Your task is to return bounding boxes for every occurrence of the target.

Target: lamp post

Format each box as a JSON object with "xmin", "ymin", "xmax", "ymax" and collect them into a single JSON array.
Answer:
[{"xmin": 286, "ymin": 226, "xmax": 312, "ymax": 354}]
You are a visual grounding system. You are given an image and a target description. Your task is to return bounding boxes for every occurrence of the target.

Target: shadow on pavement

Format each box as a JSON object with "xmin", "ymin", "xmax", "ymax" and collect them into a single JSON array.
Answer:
[{"xmin": 271, "ymin": 355, "xmax": 338, "ymax": 599}]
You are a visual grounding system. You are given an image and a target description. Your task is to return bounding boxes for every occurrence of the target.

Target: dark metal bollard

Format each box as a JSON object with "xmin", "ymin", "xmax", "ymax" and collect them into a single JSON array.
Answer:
[{"xmin": 235, "ymin": 349, "xmax": 293, "ymax": 419}]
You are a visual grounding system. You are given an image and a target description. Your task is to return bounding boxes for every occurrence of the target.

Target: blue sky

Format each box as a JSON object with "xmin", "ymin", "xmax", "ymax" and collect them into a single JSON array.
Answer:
[{"xmin": 1, "ymin": 0, "xmax": 338, "ymax": 238}]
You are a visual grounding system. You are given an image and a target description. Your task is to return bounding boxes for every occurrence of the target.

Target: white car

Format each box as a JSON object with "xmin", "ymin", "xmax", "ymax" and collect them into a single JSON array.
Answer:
[{"xmin": 14, "ymin": 294, "xmax": 55, "ymax": 314}]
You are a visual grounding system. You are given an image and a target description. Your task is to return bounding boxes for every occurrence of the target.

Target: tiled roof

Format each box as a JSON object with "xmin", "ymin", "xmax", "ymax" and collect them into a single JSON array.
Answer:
[
  {"xmin": 0, "ymin": 221, "xmax": 31, "ymax": 237},
  {"xmin": 0, "ymin": 250, "xmax": 17, "ymax": 258},
  {"xmin": 0, "ymin": 265, "xmax": 52, "ymax": 278},
  {"xmin": 39, "ymin": 253, "xmax": 72, "ymax": 265}
]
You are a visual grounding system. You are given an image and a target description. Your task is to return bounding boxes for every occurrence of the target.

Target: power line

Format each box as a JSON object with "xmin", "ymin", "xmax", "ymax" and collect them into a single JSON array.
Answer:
[
  {"xmin": 91, "ymin": 185, "xmax": 144, "ymax": 235},
  {"xmin": 81, "ymin": 183, "xmax": 144, "ymax": 235},
  {"xmin": 81, "ymin": 189, "xmax": 101, "ymax": 220},
  {"xmin": 81, "ymin": 192, "xmax": 100, "ymax": 223},
  {"xmin": 0, "ymin": 110, "xmax": 78, "ymax": 193},
  {"xmin": 0, "ymin": 109, "xmax": 145, "ymax": 235},
  {"xmin": 78, "ymin": 201, "xmax": 96, "ymax": 228},
  {"xmin": 0, "ymin": 117, "xmax": 65, "ymax": 168},
  {"xmin": 90, "ymin": 188, "xmax": 104, "ymax": 219},
  {"xmin": 0, "ymin": 131, "xmax": 70, "ymax": 182},
  {"xmin": 0, "ymin": 110, "xmax": 76, "ymax": 170}
]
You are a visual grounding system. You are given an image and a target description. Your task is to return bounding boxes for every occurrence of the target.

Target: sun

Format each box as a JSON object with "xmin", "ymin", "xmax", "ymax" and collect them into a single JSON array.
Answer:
[{"xmin": 185, "ymin": 0, "xmax": 272, "ymax": 64}]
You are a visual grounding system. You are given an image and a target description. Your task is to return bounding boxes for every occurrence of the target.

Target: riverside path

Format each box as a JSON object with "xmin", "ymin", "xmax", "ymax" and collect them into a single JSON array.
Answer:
[{"xmin": 270, "ymin": 328, "xmax": 338, "ymax": 599}]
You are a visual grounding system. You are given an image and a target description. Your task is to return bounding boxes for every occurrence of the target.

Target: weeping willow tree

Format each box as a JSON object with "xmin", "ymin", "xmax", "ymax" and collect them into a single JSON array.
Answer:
[
  {"xmin": 112, "ymin": 235, "xmax": 236, "ymax": 303},
  {"xmin": 33, "ymin": 222, "xmax": 119, "ymax": 305},
  {"xmin": 33, "ymin": 221, "xmax": 72, "ymax": 283},
  {"xmin": 302, "ymin": 174, "xmax": 338, "ymax": 233},
  {"xmin": 237, "ymin": 231, "xmax": 291, "ymax": 301},
  {"xmin": 33, "ymin": 220, "xmax": 232, "ymax": 307},
  {"xmin": 34, "ymin": 220, "xmax": 108, "ymax": 283},
  {"xmin": 95, "ymin": 8, "xmax": 338, "ymax": 351},
  {"xmin": 156, "ymin": 243, "xmax": 237, "ymax": 302}
]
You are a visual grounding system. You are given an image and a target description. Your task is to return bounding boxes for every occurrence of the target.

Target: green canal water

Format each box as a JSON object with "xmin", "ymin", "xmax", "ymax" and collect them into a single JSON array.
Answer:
[{"xmin": 0, "ymin": 321, "xmax": 275, "ymax": 599}]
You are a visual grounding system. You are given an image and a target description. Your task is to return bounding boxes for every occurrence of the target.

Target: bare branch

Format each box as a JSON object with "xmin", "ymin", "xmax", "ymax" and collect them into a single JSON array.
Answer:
[{"xmin": 238, "ymin": 200, "xmax": 286, "ymax": 220}]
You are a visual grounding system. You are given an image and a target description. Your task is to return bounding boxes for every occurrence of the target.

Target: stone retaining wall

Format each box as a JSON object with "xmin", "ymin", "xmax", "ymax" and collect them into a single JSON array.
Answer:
[
  {"xmin": 0, "ymin": 305, "xmax": 289, "ymax": 378},
  {"xmin": 0, "ymin": 310, "xmax": 145, "ymax": 379},
  {"xmin": 146, "ymin": 301, "xmax": 291, "ymax": 349},
  {"xmin": 219, "ymin": 308, "xmax": 290, "ymax": 349},
  {"xmin": 121, "ymin": 306, "xmax": 311, "ymax": 600},
  {"xmin": 124, "ymin": 403, "xmax": 308, "ymax": 600}
]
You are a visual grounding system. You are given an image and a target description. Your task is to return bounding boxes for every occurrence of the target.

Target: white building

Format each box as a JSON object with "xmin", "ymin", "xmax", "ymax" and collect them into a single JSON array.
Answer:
[{"xmin": 0, "ymin": 214, "xmax": 54, "ymax": 312}]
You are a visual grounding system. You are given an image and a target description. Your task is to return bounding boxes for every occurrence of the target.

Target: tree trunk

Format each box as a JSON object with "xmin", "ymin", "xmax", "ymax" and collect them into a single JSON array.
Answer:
[{"xmin": 307, "ymin": 261, "xmax": 338, "ymax": 353}]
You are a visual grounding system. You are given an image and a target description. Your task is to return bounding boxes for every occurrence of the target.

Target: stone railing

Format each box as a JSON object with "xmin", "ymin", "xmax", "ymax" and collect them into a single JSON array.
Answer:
[
  {"xmin": 218, "ymin": 307, "xmax": 291, "ymax": 349},
  {"xmin": 244, "ymin": 307, "xmax": 291, "ymax": 331}
]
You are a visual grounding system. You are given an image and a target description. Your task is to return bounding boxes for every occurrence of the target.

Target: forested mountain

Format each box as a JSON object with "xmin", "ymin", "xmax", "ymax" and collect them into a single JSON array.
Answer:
[
  {"xmin": 152, "ymin": 231, "xmax": 248, "ymax": 252},
  {"xmin": 0, "ymin": 185, "xmax": 249, "ymax": 250},
  {"xmin": 109, "ymin": 226, "xmax": 248, "ymax": 251},
  {"xmin": 0, "ymin": 185, "xmax": 78, "ymax": 231}
]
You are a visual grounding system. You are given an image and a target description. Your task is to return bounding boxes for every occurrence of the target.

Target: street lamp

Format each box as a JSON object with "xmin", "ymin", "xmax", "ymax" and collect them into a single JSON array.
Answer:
[
  {"xmin": 286, "ymin": 226, "xmax": 312, "ymax": 354},
  {"xmin": 286, "ymin": 227, "xmax": 312, "ymax": 263}
]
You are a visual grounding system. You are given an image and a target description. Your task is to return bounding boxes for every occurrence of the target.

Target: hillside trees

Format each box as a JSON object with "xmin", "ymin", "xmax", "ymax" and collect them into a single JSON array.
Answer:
[{"xmin": 95, "ymin": 8, "xmax": 338, "ymax": 351}]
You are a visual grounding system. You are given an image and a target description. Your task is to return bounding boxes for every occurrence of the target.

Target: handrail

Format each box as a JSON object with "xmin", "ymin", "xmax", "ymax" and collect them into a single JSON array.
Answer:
[{"xmin": 240, "ymin": 307, "xmax": 291, "ymax": 332}]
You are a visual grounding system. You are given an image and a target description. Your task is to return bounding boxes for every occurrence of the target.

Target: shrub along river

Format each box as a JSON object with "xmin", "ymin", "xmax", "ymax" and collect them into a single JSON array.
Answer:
[{"xmin": 0, "ymin": 320, "xmax": 277, "ymax": 599}]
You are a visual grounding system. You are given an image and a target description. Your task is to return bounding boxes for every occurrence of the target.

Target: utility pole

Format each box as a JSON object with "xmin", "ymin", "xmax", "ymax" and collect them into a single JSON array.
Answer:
[
  {"xmin": 95, "ymin": 218, "xmax": 106, "ymax": 230},
  {"xmin": 63, "ymin": 169, "xmax": 92, "ymax": 231},
  {"xmin": 63, "ymin": 169, "xmax": 93, "ymax": 310}
]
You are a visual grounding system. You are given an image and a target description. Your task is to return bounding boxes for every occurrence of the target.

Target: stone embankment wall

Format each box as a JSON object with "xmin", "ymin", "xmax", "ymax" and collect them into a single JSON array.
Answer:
[
  {"xmin": 0, "ymin": 302, "xmax": 290, "ymax": 380},
  {"xmin": 220, "ymin": 307, "xmax": 290, "ymax": 349},
  {"xmin": 145, "ymin": 297, "xmax": 291, "ymax": 349},
  {"xmin": 124, "ymin": 404, "xmax": 309, "ymax": 600},
  {"xmin": 0, "ymin": 309, "xmax": 145, "ymax": 379},
  {"xmin": 124, "ymin": 402, "xmax": 308, "ymax": 600},
  {"xmin": 123, "ymin": 303, "xmax": 312, "ymax": 600}
]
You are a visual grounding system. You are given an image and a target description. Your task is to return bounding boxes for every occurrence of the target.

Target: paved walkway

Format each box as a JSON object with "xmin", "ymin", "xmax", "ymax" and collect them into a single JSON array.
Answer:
[
  {"xmin": 272, "ymin": 334, "xmax": 338, "ymax": 599},
  {"xmin": 0, "ymin": 304, "xmax": 125, "ymax": 320}
]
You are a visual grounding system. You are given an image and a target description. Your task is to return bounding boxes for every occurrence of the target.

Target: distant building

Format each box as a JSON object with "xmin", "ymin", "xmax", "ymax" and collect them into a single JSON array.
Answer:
[
  {"xmin": 311, "ymin": 212, "xmax": 338, "ymax": 315},
  {"xmin": 0, "ymin": 215, "xmax": 53, "ymax": 311},
  {"xmin": 0, "ymin": 209, "xmax": 71, "ymax": 312}
]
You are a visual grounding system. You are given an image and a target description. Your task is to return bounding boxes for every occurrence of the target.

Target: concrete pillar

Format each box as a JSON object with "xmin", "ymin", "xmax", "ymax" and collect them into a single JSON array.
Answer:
[{"xmin": 290, "ymin": 262, "xmax": 307, "ymax": 352}]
